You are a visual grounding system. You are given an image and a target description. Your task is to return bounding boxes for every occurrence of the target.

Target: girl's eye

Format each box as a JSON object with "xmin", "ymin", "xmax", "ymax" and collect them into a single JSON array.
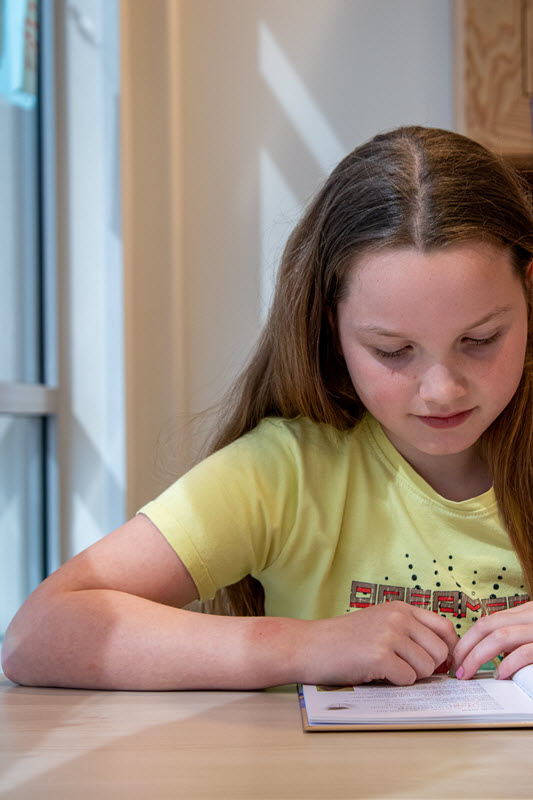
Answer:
[
  {"xmin": 463, "ymin": 332, "xmax": 502, "ymax": 347},
  {"xmin": 375, "ymin": 347, "xmax": 410, "ymax": 360}
]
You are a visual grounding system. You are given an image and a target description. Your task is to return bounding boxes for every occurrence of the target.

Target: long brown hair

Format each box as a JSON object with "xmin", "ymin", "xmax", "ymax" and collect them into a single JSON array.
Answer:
[{"xmin": 202, "ymin": 125, "xmax": 533, "ymax": 616}]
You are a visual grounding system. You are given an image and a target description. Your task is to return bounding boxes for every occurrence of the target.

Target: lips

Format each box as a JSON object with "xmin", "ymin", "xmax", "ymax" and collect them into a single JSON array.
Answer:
[{"xmin": 417, "ymin": 409, "xmax": 474, "ymax": 429}]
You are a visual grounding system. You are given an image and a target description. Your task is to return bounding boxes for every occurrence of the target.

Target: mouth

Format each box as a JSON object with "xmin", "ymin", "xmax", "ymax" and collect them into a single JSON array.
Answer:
[{"xmin": 416, "ymin": 409, "xmax": 475, "ymax": 429}]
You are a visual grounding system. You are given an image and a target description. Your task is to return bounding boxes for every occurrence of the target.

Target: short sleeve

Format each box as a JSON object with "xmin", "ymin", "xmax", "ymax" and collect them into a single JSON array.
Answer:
[{"xmin": 138, "ymin": 419, "xmax": 299, "ymax": 600}]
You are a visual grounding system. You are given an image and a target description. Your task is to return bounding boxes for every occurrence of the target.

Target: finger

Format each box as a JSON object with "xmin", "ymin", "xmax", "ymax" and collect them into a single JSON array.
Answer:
[
  {"xmin": 381, "ymin": 604, "xmax": 455, "ymax": 671},
  {"xmin": 411, "ymin": 607, "xmax": 459, "ymax": 654},
  {"xmin": 456, "ymin": 624, "xmax": 533, "ymax": 679},
  {"xmin": 379, "ymin": 653, "xmax": 418, "ymax": 686},
  {"xmin": 394, "ymin": 636, "xmax": 443, "ymax": 682},
  {"xmin": 408, "ymin": 622, "xmax": 450, "ymax": 674},
  {"xmin": 495, "ymin": 644, "xmax": 533, "ymax": 681},
  {"xmin": 453, "ymin": 608, "xmax": 533, "ymax": 668},
  {"xmin": 452, "ymin": 619, "xmax": 492, "ymax": 668}
]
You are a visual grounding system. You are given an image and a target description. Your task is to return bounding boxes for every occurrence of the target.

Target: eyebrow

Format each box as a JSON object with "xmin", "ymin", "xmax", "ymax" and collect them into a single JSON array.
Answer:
[{"xmin": 355, "ymin": 305, "xmax": 513, "ymax": 338}]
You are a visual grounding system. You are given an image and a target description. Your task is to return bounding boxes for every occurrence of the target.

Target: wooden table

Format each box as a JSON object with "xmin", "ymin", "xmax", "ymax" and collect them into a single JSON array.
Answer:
[{"xmin": 1, "ymin": 673, "xmax": 533, "ymax": 799}]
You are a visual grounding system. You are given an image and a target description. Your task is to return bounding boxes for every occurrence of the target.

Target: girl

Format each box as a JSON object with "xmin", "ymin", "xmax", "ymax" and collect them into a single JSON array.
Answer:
[{"xmin": 3, "ymin": 126, "xmax": 533, "ymax": 690}]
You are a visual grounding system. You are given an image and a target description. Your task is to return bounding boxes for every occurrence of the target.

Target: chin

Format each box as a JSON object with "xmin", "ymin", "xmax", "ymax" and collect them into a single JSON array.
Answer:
[
  {"xmin": 419, "ymin": 442, "xmax": 477, "ymax": 457},
  {"xmin": 416, "ymin": 429, "xmax": 485, "ymax": 456}
]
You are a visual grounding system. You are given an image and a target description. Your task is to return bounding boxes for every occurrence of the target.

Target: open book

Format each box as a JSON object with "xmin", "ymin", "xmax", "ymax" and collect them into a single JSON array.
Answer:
[{"xmin": 299, "ymin": 665, "xmax": 533, "ymax": 731}]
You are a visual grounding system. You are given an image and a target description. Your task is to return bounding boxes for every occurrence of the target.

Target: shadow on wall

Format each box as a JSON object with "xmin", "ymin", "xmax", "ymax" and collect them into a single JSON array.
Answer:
[
  {"xmin": 257, "ymin": 20, "xmax": 346, "ymax": 320},
  {"xmin": 182, "ymin": 0, "xmax": 452, "ymax": 419}
]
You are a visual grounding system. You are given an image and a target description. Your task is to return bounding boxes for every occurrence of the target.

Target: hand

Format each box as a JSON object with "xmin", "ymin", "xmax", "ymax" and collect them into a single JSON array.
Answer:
[
  {"xmin": 452, "ymin": 601, "xmax": 533, "ymax": 681},
  {"xmin": 300, "ymin": 601, "xmax": 459, "ymax": 686}
]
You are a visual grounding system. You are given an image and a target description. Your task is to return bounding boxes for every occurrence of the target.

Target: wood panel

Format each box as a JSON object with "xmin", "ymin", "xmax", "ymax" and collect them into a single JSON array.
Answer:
[{"xmin": 456, "ymin": 0, "xmax": 533, "ymax": 156}]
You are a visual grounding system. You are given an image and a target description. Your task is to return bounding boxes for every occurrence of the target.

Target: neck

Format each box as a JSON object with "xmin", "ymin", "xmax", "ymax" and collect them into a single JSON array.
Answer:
[
  {"xmin": 384, "ymin": 433, "xmax": 492, "ymax": 501},
  {"xmin": 413, "ymin": 454, "xmax": 492, "ymax": 501}
]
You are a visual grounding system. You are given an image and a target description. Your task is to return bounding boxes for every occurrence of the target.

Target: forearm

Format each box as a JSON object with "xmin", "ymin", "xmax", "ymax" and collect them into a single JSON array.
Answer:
[{"xmin": 1, "ymin": 589, "xmax": 305, "ymax": 690}]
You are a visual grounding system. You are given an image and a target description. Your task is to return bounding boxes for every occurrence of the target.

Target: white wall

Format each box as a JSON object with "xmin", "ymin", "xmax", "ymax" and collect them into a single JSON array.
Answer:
[
  {"xmin": 56, "ymin": 0, "xmax": 454, "ymax": 544},
  {"xmin": 180, "ymin": 0, "xmax": 454, "ymax": 417}
]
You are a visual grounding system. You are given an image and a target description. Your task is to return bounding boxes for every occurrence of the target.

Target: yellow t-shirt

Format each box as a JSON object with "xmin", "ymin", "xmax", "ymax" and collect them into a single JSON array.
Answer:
[{"xmin": 139, "ymin": 414, "xmax": 528, "ymax": 635}]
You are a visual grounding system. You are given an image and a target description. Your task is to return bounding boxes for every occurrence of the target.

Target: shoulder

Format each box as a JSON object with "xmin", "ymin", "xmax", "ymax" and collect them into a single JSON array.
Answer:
[
  {"xmin": 234, "ymin": 414, "xmax": 370, "ymax": 477},
  {"xmin": 238, "ymin": 415, "xmax": 354, "ymax": 457},
  {"xmin": 163, "ymin": 414, "xmax": 370, "ymax": 499}
]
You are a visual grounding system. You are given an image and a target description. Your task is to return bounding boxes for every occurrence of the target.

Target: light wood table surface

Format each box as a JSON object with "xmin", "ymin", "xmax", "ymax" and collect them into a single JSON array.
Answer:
[{"xmin": 1, "ymin": 673, "xmax": 532, "ymax": 799}]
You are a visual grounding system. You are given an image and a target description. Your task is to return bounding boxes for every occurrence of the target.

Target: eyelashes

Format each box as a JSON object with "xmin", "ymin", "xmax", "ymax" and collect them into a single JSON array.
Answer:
[
  {"xmin": 374, "ymin": 331, "xmax": 503, "ymax": 361},
  {"xmin": 463, "ymin": 331, "xmax": 502, "ymax": 347},
  {"xmin": 375, "ymin": 347, "xmax": 410, "ymax": 360}
]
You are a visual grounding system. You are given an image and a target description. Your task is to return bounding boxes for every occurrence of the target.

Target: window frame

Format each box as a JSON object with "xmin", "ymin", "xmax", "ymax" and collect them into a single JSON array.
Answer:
[{"xmin": 0, "ymin": 0, "xmax": 59, "ymax": 609}]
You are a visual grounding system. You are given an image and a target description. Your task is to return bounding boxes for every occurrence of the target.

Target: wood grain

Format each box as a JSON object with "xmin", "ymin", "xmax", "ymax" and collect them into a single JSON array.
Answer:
[
  {"xmin": 2, "ymin": 675, "xmax": 533, "ymax": 799},
  {"xmin": 458, "ymin": 0, "xmax": 533, "ymax": 155}
]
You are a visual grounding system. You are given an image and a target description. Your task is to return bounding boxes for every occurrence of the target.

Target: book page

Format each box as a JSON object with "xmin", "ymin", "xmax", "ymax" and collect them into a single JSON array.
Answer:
[
  {"xmin": 302, "ymin": 674, "xmax": 533, "ymax": 724},
  {"xmin": 318, "ymin": 678, "xmax": 499, "ymax": 714},
  {"xmin": 511, "ymin": 663, "xmax": 533, "ymax": 698}
]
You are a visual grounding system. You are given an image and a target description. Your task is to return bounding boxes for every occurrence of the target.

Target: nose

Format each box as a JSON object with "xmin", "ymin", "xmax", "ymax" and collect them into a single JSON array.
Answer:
[{"xmin": 418, "ymin": 362, "xmax": 467, "ymax": 407}]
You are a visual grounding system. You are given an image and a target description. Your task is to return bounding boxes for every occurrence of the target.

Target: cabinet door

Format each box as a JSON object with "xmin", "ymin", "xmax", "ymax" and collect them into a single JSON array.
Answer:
[{"xmin": 455, "ymin": 0, "xmax": 533, "ymax": 155}]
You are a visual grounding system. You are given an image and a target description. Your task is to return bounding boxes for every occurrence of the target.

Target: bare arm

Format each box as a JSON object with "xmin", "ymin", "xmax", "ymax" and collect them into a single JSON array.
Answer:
[
  {"xmin": 1, "ymin": 515, "xmax": 302, "ymax": 689},
  {"xmin": 1, "ymin": 514, "xmax": 458, "ymax": 690}
]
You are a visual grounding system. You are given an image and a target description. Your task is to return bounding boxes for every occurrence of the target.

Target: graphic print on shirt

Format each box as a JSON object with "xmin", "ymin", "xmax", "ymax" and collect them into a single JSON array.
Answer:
[{"xmin": 348, "ymin": 553, "xmax": 529, "ymax": 632}]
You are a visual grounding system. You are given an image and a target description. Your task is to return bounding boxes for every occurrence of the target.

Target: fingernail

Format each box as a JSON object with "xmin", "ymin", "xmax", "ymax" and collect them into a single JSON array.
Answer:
[{"xmin": 456, "ymin": 666, "xmax": 464, "ymax": 679}]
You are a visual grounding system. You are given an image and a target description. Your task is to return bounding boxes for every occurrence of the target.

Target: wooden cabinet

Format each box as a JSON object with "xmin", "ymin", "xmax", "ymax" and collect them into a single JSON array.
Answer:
[{"xmin": 455, "ymin": 0, "xmax": 533, "ymax": 160}]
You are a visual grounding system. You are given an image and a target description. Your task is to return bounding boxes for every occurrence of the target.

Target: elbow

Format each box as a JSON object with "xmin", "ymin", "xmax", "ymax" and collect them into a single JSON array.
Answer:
[
  {"xmin": 1, "ymin": 611, "xmax": 39, "ymax": 686},
  {"xmin": 1, "ymin": 624, "xmax": 22, "ymax": 684}
]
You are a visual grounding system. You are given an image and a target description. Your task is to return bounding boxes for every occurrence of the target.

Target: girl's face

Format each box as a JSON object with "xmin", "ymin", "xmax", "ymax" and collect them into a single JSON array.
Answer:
[{"xmin": 337, "ymin": 241, "xmax": 530, "ymax": 472}]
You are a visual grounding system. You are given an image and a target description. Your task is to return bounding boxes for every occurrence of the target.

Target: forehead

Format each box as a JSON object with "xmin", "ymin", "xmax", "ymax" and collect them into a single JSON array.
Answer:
[{"xmin": 340, "ymin": 243, "xmax": 521, "ymax": 326}]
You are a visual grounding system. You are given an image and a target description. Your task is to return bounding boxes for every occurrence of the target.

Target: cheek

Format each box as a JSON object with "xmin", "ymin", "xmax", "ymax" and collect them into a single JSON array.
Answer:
[
  {"xmin": 347, "ymin": 354, "xmax": 412, "ymax": 409},
  {"xmin": 496, "ymin": 351, "xmax": 526, "ymax": 401},
  {"xmin": 478, "ymin": 335, "xmax": 527, "ymax": 396}
]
